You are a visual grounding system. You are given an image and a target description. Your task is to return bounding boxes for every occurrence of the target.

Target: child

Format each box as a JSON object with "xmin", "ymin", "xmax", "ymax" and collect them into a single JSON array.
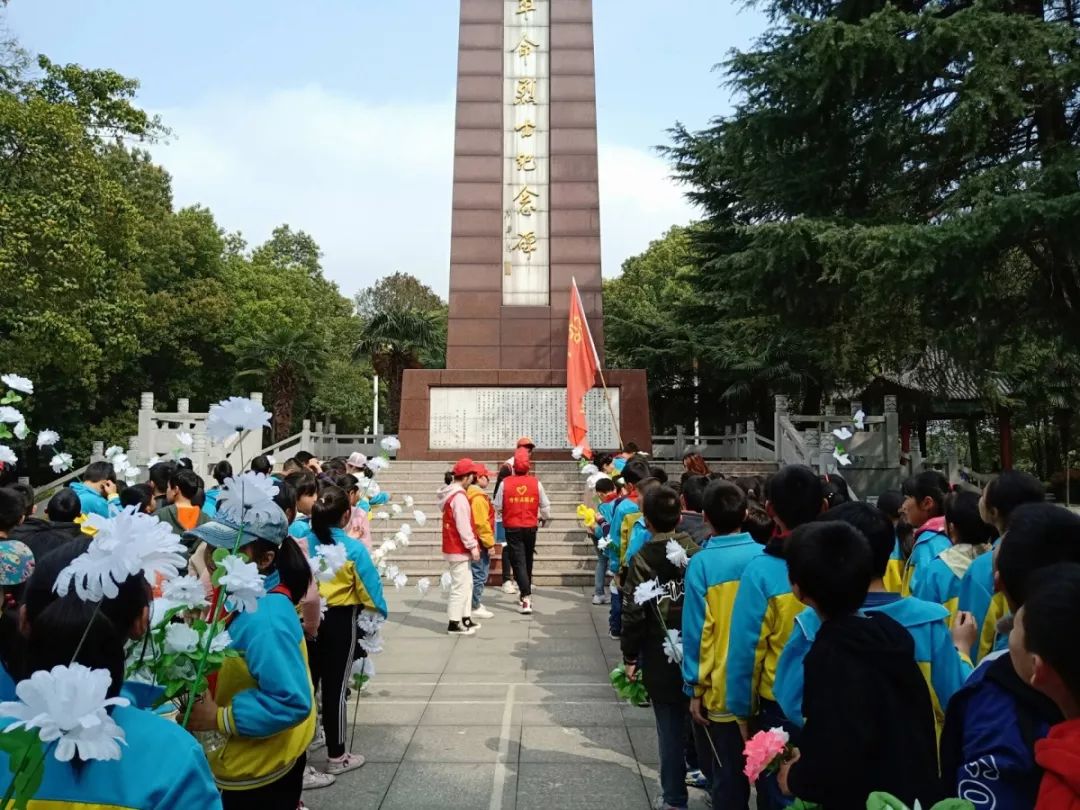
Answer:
[
  {"xmin": 621, "ymin": 485, "xmax": 700, "ymax": 810},
  {"xmin": 201, "ymin": 460, "xmax": 233, "ymax": 518},
  {"xmin": 12, "ymin": 487, "xmax": 82, "ymax": 559},
  {"xmin": 591, "ymin": 476, "xmax": 618, "ymax": 605},
  {"xmin": 1009, "ymin": 564, "xmax": 1080, "ymax": 808},
  {"xmin": 900, "ymin": 471, "xmax": 953, "ymax": 596},
  {"xmin": 285, "ymin": 471, "xmax": 319, "ymax": 542},
  {"xmin": 959, "ymin": 470, "xmax": 1045, "ymax": 662},
  {"xmin": 726, "ymin": 464, "xmax": 825, "ymax": 809},
  {"xmin": 0, "ymin": 507, "xmax": 34, "ymax": 699},
  {"xmin": 874, "ymin": 489, "xmax": 907, "ymax": 593},
  {"xmin": 336, "ymin": 473, "xmax": 374, "ymax": 551},
  {"xmin": 941, "ymin": 503, "xmax": 1080, "ymax": 808},
  {"xmin": 303, "ymin": 485, "xmax": 387, "ymax": 775},
  {"xmin": 440, "ymin": 460, "xmax": 482, "ymax": 633},
  {"xmin": 184, "ymin": 500, "xmax": 319, "ymax": 807},
  {"xmin": 775, "ymin": 502, "xmax": 974, "ymax": 736},
  {"xmin": 157, "ymin": 468, "xmax": 209, "ymax": 539},
  {"xmin": 681, "ymin": 479, "xmax": 762, "ymax": 808},
  {"xmin": 148, "ymin": 459, "xmax": 177, "ymax": 512},
  {"xmin": 622, "ymin": 477, "xmax": 663, "ymax": 563},
  {"xmin": 70, "ymin": 460, "xmax": 120, "ymax": 518},
  {"xmin": 606, "ymin": 459, "xmax": 652, "ymax": 639},
  {"xmin": 676, "ymin": 474, "xmax": 711, "ymax": 545},
  {"xmin": 469, "ymin": 462, "xmax": 496, "ymax": 620},
  {"xmin": 912, "ymin": 490, "xmax": 994, "ymax": 622},
  {"xmin": 777, "ymin": 521, "xmax": 941, "ymax": 808}
]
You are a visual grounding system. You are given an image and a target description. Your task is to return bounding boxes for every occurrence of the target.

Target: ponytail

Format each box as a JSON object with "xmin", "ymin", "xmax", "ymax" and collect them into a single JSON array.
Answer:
[
  {"xmin": 253, "ymin": 537, "xmax": 312, "ymax": 605},
  {"xmin": 444, "ymin": 471, "xmax": 454, "ymax": 486},
  {"xmin": 311, "ymin": 485, "xmax": 350, "ymax": 545}
]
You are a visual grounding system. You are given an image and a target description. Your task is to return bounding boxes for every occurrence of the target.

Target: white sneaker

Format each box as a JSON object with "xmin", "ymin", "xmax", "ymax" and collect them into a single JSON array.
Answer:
[
  {"xmin": 302, "ymin": 765, "xmax": 335, "ymax": 790},
  {"xmin": 518, "ymin": 598, "xmax": 533, "ymax": 615},
  {"xmin": 592, "ymin": 593, "xmax": 609, "ymax": 605},
  {"xmin": 501, "ymin": 580, "xmax": 519, "ymax": 594},
  {"xmin": 325, "ymin": 752, "xmax": 365, "ymax": 775},
  {"xmin": 472, "ymin": 605, "xmax": 495, "ymax": 619}
]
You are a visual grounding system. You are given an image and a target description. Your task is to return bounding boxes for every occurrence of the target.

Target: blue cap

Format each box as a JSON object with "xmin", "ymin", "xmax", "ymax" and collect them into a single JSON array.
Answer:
[{"xmin": 183, "ymin": 504, "xmax": 288, "ymax": 549}]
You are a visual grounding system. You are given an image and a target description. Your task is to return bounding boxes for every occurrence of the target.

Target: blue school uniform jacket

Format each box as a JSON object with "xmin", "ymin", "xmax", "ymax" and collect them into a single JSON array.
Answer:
[
  {"xmin": 70, "ymin": 481, "xmax": 117, "ymax": 519},
  {"xmin": 681, "ymin": 532, "xmax": 764, "ymax": 722},
  {"xmin": 0, "ymin": 704, "xmax": 221, "ymax": 808},
  {"xmin": 289, "ymin": 514, "xmax": 312, "ymax": 541},
  {"xmin": 307, "ymin": 527, "xmax": 387, "ymax": 616},
  {"xmin": 902, "ymin": 525, "xmax": 952, "ymax": 596},
  {"xmin": 958, "ymin": 541, "xmax": 1008, "ymax": 663},
  {"xmin": 912, "ymin": 544, "xmax": 988, "ymax": 623},
  {"xmin": 607, "ymin": 496, "xmax": 642, "ymax": 574},
  {"xmin": 594, "ymin": 498, "xmax": 617, "ymax": 542},
  {"xmin": 883, "ymin": 536, "xmax": 905, "ymax": 593},
  {"xmin": 725, "ymin": 542, "xmax": 804, "ymax": 721},
  {"xmin": 774, "ymin": 592, "xmax": 973, "ymax": 733},
  {"xmin": 623, "ymin": 516, "xmax": 651, "ymax": 563},
  {"xmin": 202, "ymin": 487, "xmax": 222, "ymax": 518}
]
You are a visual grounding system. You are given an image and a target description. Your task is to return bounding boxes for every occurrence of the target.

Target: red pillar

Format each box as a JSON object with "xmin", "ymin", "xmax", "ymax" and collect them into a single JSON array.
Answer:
[
  {"xmin": 901, "ymin": 423, "xmax": 912, "ymax": 454},
  {"xmin": 999, "ymin": 412, "xmax": 1014, "ymax": 470}
]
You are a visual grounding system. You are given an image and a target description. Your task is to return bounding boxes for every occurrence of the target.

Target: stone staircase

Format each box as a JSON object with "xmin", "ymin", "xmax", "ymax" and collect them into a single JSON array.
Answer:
[{"xmin": 375, "ymin": 460, "xmax": 777, "ymax": 586}]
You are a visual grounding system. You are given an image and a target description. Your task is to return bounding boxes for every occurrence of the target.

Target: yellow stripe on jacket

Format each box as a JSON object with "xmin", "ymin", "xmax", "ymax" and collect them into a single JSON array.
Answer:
[{"xmin": 699, "ymin": 580, "xmax": 741, "ymax": 721}]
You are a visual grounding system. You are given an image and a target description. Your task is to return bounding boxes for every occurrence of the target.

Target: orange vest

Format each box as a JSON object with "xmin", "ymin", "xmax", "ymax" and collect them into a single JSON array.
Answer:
[
  {"xmin": 502, "ymin": 475, "xmax": 540, "ymax": 529},
  {"xmin": 442, "ymin": 490, "xmax": 471, "ymax": 555}
]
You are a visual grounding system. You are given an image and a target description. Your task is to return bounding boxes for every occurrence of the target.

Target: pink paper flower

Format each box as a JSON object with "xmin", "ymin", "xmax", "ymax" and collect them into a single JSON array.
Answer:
[{"xmin": 743, "ymin": 727, "xmax": 790, "ymax": 782}]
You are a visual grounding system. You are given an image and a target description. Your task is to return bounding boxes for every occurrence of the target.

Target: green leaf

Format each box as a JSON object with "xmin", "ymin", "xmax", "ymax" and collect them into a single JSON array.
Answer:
[
  {"xmin": 0, "ymin": 425, "xmax": 11, "ymax": 440},
  {"xmin": 0, "ymin": 392, "xmax": 21, "ymax": 405},
  {"xmin": 0, "ymin": 729, "xmax": 45, "ymax": 810},
  {"xmin": 212, "ymin": 547, "xmax": 230, "ymax": 564}
]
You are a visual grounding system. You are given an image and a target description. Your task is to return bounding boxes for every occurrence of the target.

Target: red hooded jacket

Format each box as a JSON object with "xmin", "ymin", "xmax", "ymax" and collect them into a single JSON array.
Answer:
[{"xmin": 1036, "ymin": 717, "xmax": 1080, "ymax": 809}]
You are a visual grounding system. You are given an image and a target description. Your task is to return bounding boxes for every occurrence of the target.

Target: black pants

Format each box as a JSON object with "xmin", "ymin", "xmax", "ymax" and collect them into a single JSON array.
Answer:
[
  {"xmin": 220, "ymin": 753, "xmax": 306, "ymax": 810},
  {"xmin": 501, "ymin": 544, "xmax": 514, "ymax": 583},
  {"xmin": 693, "ymin": 720, "xmax": 751, "ymax": 809},
  {"xmin": 315, "ymin": 604, "xmax": 357, "ymax": 759},
  {"xmin": 505, "ymin": 527, "xmax": 537, "ymax": 597}
]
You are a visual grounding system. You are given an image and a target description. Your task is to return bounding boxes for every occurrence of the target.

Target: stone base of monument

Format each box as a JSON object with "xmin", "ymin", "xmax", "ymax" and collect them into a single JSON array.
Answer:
[{"xmin": 397, "ymin": 368, "xmax": 651, "ymax": 460}]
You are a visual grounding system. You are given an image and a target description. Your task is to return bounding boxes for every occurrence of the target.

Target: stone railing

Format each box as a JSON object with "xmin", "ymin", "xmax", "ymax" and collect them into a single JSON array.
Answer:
[{"xmin": 651, "ymin": 424, "xmax": 775, "ymax": 462}]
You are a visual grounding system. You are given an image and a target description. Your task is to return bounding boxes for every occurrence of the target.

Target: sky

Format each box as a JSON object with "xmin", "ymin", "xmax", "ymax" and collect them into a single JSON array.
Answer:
[{"xmin": 6, "ymin": 1, "xmax": 765, "ymax": 299}]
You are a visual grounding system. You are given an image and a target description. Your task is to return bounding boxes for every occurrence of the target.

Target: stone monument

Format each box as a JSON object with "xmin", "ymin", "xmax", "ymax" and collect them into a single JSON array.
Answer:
[{"xmin": 398, "ymin": 0, "xmax": 650, "ymax": 460}]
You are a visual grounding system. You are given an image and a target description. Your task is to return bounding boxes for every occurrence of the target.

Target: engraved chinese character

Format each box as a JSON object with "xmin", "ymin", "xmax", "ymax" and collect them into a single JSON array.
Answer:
[
  {"xmin": 515, "ymin": 121, "xmax": 537, "ymax": 138},
  {"xmin": 512, "ymin": 232, "xmax": 538, "ymax": 254},
  {"xmin": 515, "ymin": 153, "xmax": 537, "ymax": 172},
  {"xmin": 514, "ymin": 78, "xmax": 536, "ymax": 105},
  {"xmin": 514, "ymin": 186, "xmax": 539, "ymax": 216},
  {"xmin": 516, "ymin": 0, "xmax": 536, "ymax": 14},
  {"xmin": 516, "ymin": 35, "xmax": 540, "ymax": 59}
]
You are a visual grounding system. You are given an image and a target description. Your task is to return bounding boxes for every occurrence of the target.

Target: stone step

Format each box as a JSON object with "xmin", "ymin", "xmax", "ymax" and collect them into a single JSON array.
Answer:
[
  {"xmin": 393, "ymin": 555, "xmax": 599, "ymax": 576},
  {"xmin": 371, "ymin": 522, "xmax": 594, "ymax": 538},
  {"xmin": 389, "ymin": 542, "xmax": 598, "ymax": 559}
]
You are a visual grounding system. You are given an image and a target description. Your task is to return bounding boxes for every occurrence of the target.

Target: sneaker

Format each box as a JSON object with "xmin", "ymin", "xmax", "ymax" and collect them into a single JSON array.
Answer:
[
  {"xmin": 608, "ymin": 630, "xmax": 621, "ymax": 640},
  {"xmin": 447, "ymin": 621, "xmax": 476, "ymax": 636},
  {"xmin": 308, "ymin": 726, "xmax": 326, "ymax": 751},
  {"xmin": 325, "ymin": 752, "xmax": 366, "ymax": 775},
  {"xmin": 472, "ymin": 605, "xmax": 495, "ymax": 619},
  {"xmin": 652, "ymin": 797, "xmax": 686, "ymax": 810},
  {"xmin": 302, "ymin": 765, "xmax": 335, "ymax": 790},
  {"xmin": 518, "ymin": 598, "xmax": 533, "ymax": 615},
  {"xmin": 501, "ymin": 580, "xmax": 519, "ymax": 594},
  {"xmin": 685, "ymin": 769, "xmax": 707, "ymax": 789},
  {"xmin": 592, "ymin": 593, "xmax": 609, "ymax": 605},
  {"xmin": 463, "ymin": 617, "xmax": 482, "ymax": 631}
]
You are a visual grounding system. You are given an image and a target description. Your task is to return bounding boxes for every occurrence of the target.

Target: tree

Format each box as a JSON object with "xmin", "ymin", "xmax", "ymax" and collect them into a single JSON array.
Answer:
[
  {"xmin": 353, "ymin": 308, "xmax": 441, "ymax": 432},
  {"xmin": 355, "ymin": 272, "xmax": 447, "ymax": 369}
]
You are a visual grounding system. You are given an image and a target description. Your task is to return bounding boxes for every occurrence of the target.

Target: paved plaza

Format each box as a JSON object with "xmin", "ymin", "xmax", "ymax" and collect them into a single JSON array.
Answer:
[{"xmin": 304, "ymin": 586, "xmax": 711, "ymax": 810}]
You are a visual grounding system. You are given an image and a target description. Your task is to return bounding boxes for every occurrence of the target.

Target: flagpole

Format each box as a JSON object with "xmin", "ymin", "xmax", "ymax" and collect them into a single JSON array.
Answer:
[{"xmin": 572, "ymin": 278, "xmax": 624, "ymax": 450}]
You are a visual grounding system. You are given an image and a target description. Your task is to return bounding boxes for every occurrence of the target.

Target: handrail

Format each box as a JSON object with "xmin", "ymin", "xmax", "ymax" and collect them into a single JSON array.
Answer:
[
  {"xmin": 32, "ymin": 463, "xmax": 91, "ymax": 504},
  {"xmin": 778, "ymin": 416, "xmax": 812, "ymax": 466},
  {"xmin": 790, "ymin": 414, "xmax": 885, "ymax": 425},
  {"xmin": 258, "ymin": 431, "xmax": 304, "ymax": 457}
]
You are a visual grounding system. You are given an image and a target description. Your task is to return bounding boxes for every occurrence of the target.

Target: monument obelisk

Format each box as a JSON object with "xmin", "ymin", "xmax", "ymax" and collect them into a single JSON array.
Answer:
[{"xmin": 398, "ymin": 0, "xmax": 650, "ymax": 460}]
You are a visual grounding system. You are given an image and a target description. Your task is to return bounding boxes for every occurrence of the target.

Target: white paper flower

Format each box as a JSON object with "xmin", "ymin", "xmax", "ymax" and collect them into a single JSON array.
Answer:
[
  {"xmin": 384, "ymin": 564, "xmax": 400, "ymax": 582},
  {"xmin": 55, "ymin": 508, "xmax": 187, "ymax": 601},
  {"xmin": 218, "ymin": 554, "xmax": 266, "ymax": 613},
  {"xmin": 176, "ymin": 431, "xmax": 194, "ymax": 448},
  {"xmin": 380, "ymin": 436, "xmax": 401, "ymax": 452},
  {"xmin": 832, "ymin": 447, "xmax": 852, "ymax": 467},
  {"xmin": 832, "ymin": 426, "xmax": 853, "ymax": 441},
  {"xmin": 376, "ymin": 560, "xmax": 387, "ymax": 576},
  {"xmin": 0, "ymin": 406, "xmax": 24, "ymax": 425},
  {"xmin": 0, "ymin": 374, "xmax": 33, "ymax": 395},
  {"xmin": 394, "ymin": 531, "xmax": 409, "ymax": 548},
  {"xmin": 357, "ymin": 611, "xmax": 385, "ymax": 636},
  {"xmin": 50, "ymin": 452, "xmax": 73, "ymax": 474},
  {"xmin": 216, "ymin": 471, "xmax": 280, "ymax": 526},
  {"xmin": 580, "ymin": 464, "xmax": 599, "ymax": 476},
  {"xmin": 665, "ymin": 539, "xmax": 690, "ymax": 569},
  {"xmin": 163, "ymin": 623, "xmax": 200, "ymax": 654},
  {"xmin": 413, "ymin": 510, "xmax": 427, "ymax": 527},
  {"xmin": 367, "ymin": 482, "xmax": 382, "ymax": 498},
  {"xmin": 0, "ymin": 445, "xmax": 18, "ymax": 465},
  {"xmin": 374, "ymin": 511, "xmax": 390, "ymax": 521},
  {"xmin": 206, "ymin": 396, "xmax": 272, "ymax": 442},
  {"xmin": 13, "ymin": 422, "xmax": 28, "ymax": 440},
  {"xmin": 319, "ymin": 596, "xmax": 328, "ymax": 619},
  {"xmin": 311, "ymin": 544, "xmax": 347, "ymax": 582},
  {"xmin": 266, "ymin": 455, "xmax": 276, "ymax": 466},
  {"xmin": 0, "ymin": 664, "xmax": 128, "ymax": 762},
  {"xmin": 768, "ymin": 726, "xmax": 790, "ymax": 745},
  {"xmin": 440, "ymin": 571, "xmax": 453, "ymax": 593},
  {"xmin": 381, "ymin": 538, "xmax": 398, "ymax": 555},
  {"xmin": 358, "ymin": 631, "xmax": 384, "ymax": 655},
  {"xmin": 161, "ymin": 575, "xmax": 209, "ymax": 610},
  {"xmin": 393, "ymin": 572, "xmax": 408, "ymax": 590},
  {"xmin": 390, "ymin": 503, "xmax": 403, "ymax": 516},
  {"xmin": 351, "ymin": 657, "xmax": 375, "ymax": 684},
  {"xmin": 403, "ymin": 495, "xmax": 415, "ymax": 509},
  {"xmin": 571, "ymin": 445, "xmax": 585, "ymax": 460},
  {"xmin": 146, "ymin": 456, "xmax": 166, "ymax": 468},
  {"xmin": 633, "ymin": 578, "xmax": 666, "ymax": 606},
  {"xmin": 597, "ymin": 537, "xmax": 611, "ymax": 552},
  {"xmin": 417, "ymin": 577, "xmax": 431, "ymax": 596},
  {"xmin": 853, "ymin": 410, "xmax": 866, "ymax": 430},
  {"xmin": 31, "ymin": 428, "xmax": 59, "ymax": 449},
  {"xmin": 368, "ymin": 456, "xmax": 389, "ymax": 473},
  {"xmin": 399, "ymin": 523, "xmax": 412, "ymax": 537},
  {"xmin": 105, "ymin": 445, "xmax": 125, "ymax": 460},
  {"xmin": 662, "ymin": 629, "xmax": 684, "ymax": 664},
  {"xmin": 209, "ymin": 630, "xmax": 233, "ymax": 653}
]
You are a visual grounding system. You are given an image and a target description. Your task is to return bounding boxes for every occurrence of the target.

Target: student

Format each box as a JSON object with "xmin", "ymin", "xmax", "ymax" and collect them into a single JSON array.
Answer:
[
  {"xmin": 335, "ymin": 473, "xmax": 373, "ymax": 551},
  {"xmin": 875, "ymin": 489, "xmax": 908, "ymax": 593},
  {"xmin": 12, "ymin": 487, "xmax": 82, "ymax": 559},
  {"xmin": 775, "ymin": 502, "xmax": 974, "ymax": 737},
  {"xmin": 184, "ymin": 502, "xmax": 319, "ymax": 807},
  {"xmin": 959, "ymin": 470, "xmax": 1045, "ymax": 662},
  {"xmin": 606, "ymin": 459, "xmax": 652, "ymax": 638},
  {"xmin": 621, "ymin": 486, "xmax": 700, "ymax": 810},
  {"xmin": 1009, "ymin": 564, "xmax": 1080, "ymax": 808},
  {"xmin": 468, "ymin": 462, "xmax": 497, "ymax": 621},
  {"xmin": 282, "ymin": 457, "xmax": 304, "ymax": 476},
  {"xmin": 157, "ymin": 468, "xmax": 209, "ymax": 539},
  {"xmin": 676, "ymin": 474, "xmax": 711, "ymax": 545},
  {"xmin": 202, "ymin": 460, "xmax": 233, "ymax": 518},
  {"xmin": 777, "ymin": 521, "xmax": 941, "ymax": 809},
  {"xmin": 70, "ymin": 460, "xmax": 120, "ymax": 519},
  {"xmin": 10, "ymin": 538, "xmax": 222, "ymax": 807},
  {"xmin": 900, "ymin": 471, "xmax": 953, "ymax": 596},
  {"xmin": 250, "ymin": 454, "xmax": 273, "ymax": 476},
  {"xmin": 727, "ymin": 464, "xmax": 825, "ymax": 809},
  {"xmin": 681, "ymin": 479, "xmax": 762, "ymax": 808},
  {"xmin": 303, "ymin": 486, "xmax": 386, "ymax": 775},
  {"xmin": 912, "ymin": 490, "xmax": 994, "ymax": 622},
  {"xmin": 293, "ymin": 451, "xmax": 322, "ymax": 474},
  {"xmin": 148, "ymin": 459, "xmax": 177, "ymax": 512},
  {"xmin": 821, "ymin": 472, "xmax": 852, "ymax": 509},
  {"xmin": 493, "ymin": 449, "xmax": 551, "ymax": 614},
  {"xmin": 682, "ymin": 449, "xmax": 711, "ymax": 478},
  {"xmin": 285, "ymin": 471, "xmax": 319, "ymax": 542},
  {"xmin": 0, "ymin": 536, "xmax": 33, "ymax": 700},
  {"xmin": 440, "ymin": 461, "xmax": 482, "ymax": 631},
  {"xmin": 941, "ymin": 503, "xmax": 1080, "ymax": 808},
  {"xmin": 590, "ymin": 476, "xmax": 619, "ymax": 605},
  {"xmin": 118, "ymin": 483, "xmax": 155, "ymax": 515}
]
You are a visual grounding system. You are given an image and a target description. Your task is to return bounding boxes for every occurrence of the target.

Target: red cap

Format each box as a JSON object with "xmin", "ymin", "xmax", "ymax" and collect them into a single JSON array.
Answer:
[
  {"xmin": 513, "ymin": 447, "xmax": 531, "ymax": 474},
  {"xmin": 451, "ymin": 458, "xmax": 475, "ymax": 477},
  {"xmin": 472, "ymin": 462, "xmax": 494, "ymax": 478},
  {"xmin": 516, "ymin": 436, "xmax": 536, "ymax": 450}
]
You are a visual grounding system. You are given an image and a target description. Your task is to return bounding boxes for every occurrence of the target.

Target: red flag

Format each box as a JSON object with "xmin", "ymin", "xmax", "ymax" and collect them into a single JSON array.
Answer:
[{"xmin": 566, "ymin": 278, "xmax": 600, "ymax": 453}]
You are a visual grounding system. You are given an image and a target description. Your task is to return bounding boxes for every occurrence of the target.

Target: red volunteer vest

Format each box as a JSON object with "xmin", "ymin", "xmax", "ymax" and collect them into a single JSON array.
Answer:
[
  {"xmin": 442, "ymin": 489, "xmax": 471, "ymax": 555},
  {"xmin": 501, "ymin": 475, "xmax": 540, "ymax": 529}
]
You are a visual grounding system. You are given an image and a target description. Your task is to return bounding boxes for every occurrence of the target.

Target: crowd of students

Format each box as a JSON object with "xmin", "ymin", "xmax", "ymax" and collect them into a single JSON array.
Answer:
[
  {"xmin": 0, "ymin": 449, "xmax": 389, "ymax": 809},
  {"xmin": 586, "ymin": 451, "xmax": 1080, "ymax": 810}
]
